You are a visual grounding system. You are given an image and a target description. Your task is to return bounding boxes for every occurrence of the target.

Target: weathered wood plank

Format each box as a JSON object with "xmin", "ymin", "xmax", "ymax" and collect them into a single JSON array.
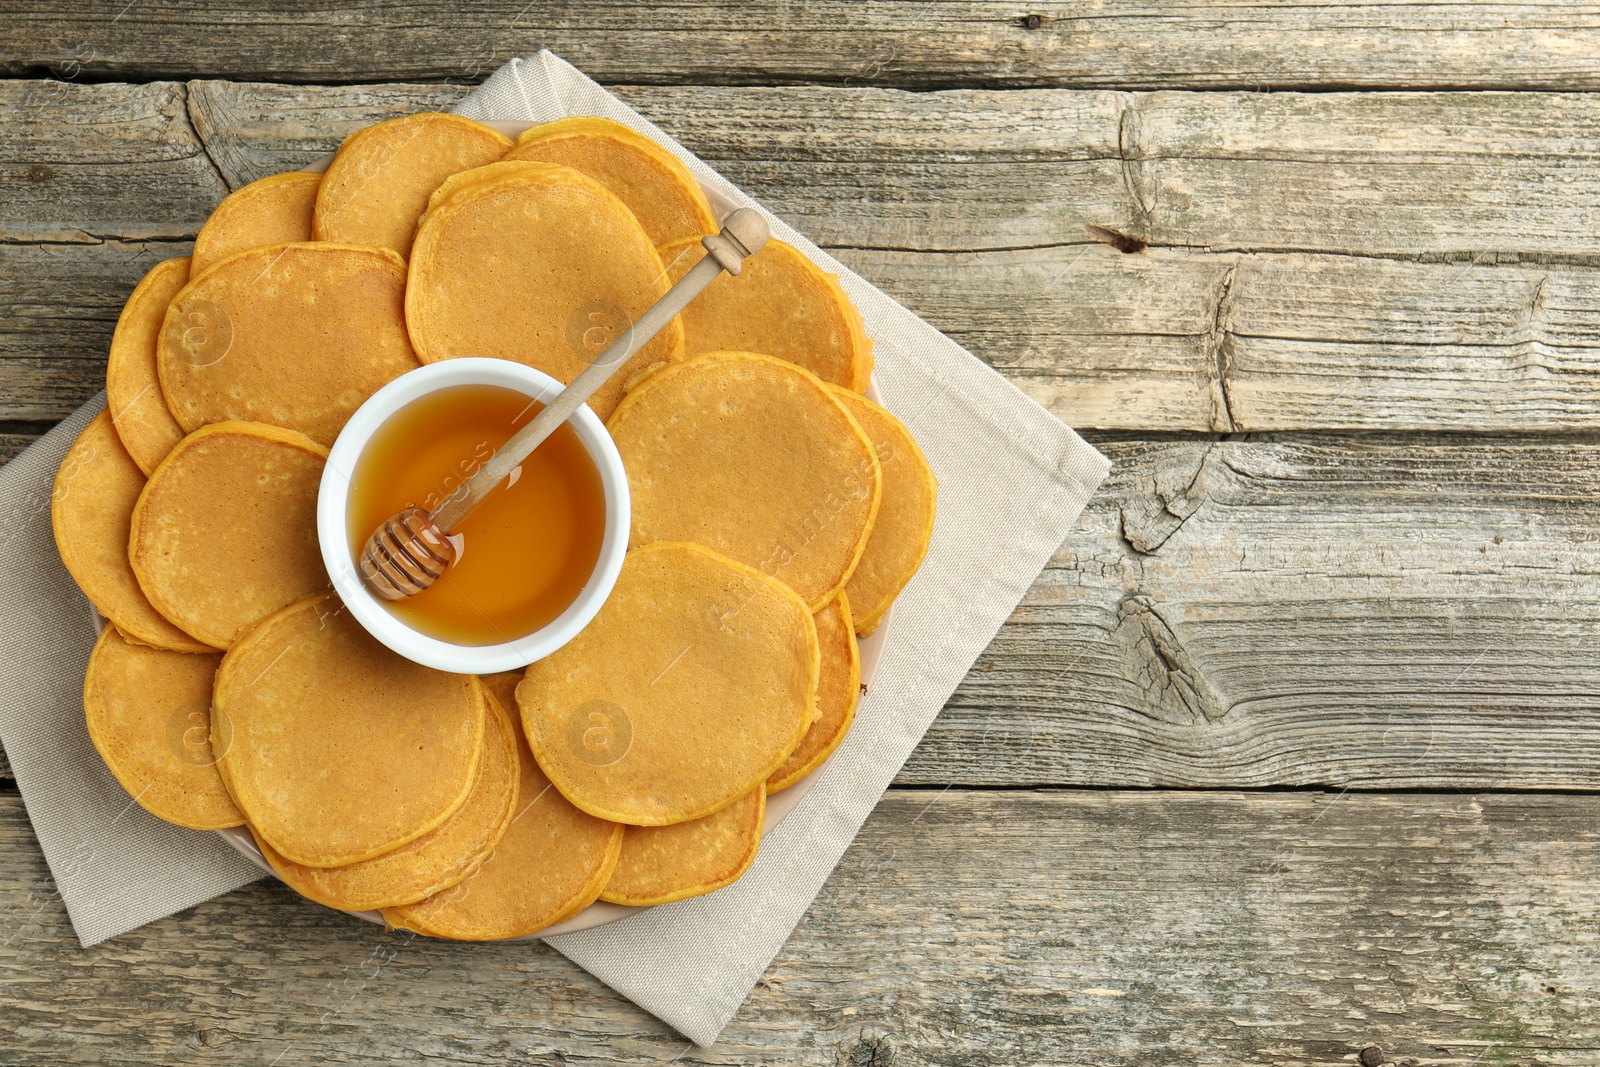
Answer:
[
  {"xmin": 0, "ymin": 81, "xmax": 225, "ymax": 242},
  {"xmin": 638, "ymin": 85, "xmax": 1600, "ymax": 260},
  {"xmin": 0, "ymin": 241, "xmax": 190, "ymax": 421},
  {"xmin": 8, "ymin": 2, "xmax": 1600, "ymax": 92},
  {"xmin": 848, "ymin": 246, "xmax": 1600, "ymax": 433},
  {"xmin": 8, "ymin": 235, "xmax": 1598, "ymax": 433},
  {"xmin": 3, "ymin": 789, "xmax": 1598, "ymax": 1064},
  {"xmin": 4, "ymin": 434, "xmax": 1596, "ymax": 791},
  {"xmin": 188, "ymin": 81, "xmax": 1600, "ymax": 258},
  {"xmin": 4, "ymin": 80, "xmax": 1599, "ymax": 431},
  {"xmin": 186, "ymin": 82, "xmax": 468, "ymax": 185},
  {"xmin": 898, "ymin": 432, "xmax": 1600, "ymax": 790}
]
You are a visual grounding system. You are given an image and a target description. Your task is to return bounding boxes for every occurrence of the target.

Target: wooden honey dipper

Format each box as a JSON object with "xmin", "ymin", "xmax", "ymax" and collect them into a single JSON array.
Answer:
[{"xmin": 359, "ymin": 207, "xmax": 771, "ymax": 601}]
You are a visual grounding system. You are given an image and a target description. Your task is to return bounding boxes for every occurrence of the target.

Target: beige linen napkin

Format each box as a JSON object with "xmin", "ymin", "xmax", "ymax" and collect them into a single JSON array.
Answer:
[
  {"xmin": 0, "ymin": 52, "xmax": 1108, "ymax": 1047},
  {"xmin": 0, "ymin": 396, "xmax": 264, "ymax": 946}
]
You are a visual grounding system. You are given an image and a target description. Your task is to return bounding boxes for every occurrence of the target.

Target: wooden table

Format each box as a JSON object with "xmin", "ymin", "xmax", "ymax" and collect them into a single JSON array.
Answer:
[{"xmin": 4, "ymin": 5, "xmax": 1600, "ymax": 1064}]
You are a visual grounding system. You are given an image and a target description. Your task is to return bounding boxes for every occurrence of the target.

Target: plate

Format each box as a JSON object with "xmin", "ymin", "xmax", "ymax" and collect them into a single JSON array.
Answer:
[{"xmin": 189, "ymin": 120, "xmax": 895, "ymax": 938}]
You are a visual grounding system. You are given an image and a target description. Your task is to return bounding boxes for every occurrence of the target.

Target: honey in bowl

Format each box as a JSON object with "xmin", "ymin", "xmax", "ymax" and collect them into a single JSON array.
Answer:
[{"xmin": 347, "ymin": 384, "xmax": 605, "ymax": 646}]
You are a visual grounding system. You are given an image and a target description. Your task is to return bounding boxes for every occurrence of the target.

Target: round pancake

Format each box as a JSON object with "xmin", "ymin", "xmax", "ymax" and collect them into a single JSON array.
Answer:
[
  {"xmin": 658, "ymin": 236, "xmax": 874, "ymax": 391},
  {"xmin": 106, "ymin": 256, "xmax": 190, "ymax": 475},
  {"xmin": 767, "ymin": 593, "xmax": 861, "ymax": 793},
  {"xmin": 254, "ymin": 679, "xmax": 520, "ymax": 910},
  {"xmin": 832, "ymin": 387, "xmax": 939, "ymax": 635},
  {"xmin": 214, "ymin": 594, "xmax": 485, "ymax": 867},
  {"xmin": 190, "ymin": 171, "xmax": 321, "ymax": 276},
  {"xmin": 599, "ymin": 786, "xmax": 764, "ymax": 907},
  {"xmin": 51, "ymin": 412, "xmax": 214, "ymax": 653},
  {"xmin": 130, "ymin": 421, "xmax": 329, "ymax": 650},
  {"xmin": 405, "ymin": 160, "xmax": 682, "ymax": 421},
  {"xmin": 518, "ymin": 541, "xmax": 818, "ymax": 826},
  {"xmin": 607, "ymin": 352, "xmax": 881, "ymax": 610},
  {"xmin": 83, "ymin": 626, "xmax": 240, "ymax": 830},
  {"xmin": 157, "ymin": 242, "xmax": 420, "ymax": 446},
  {"xmin": 314, "ymin": 112, "xmax": 511, "ymax": 258},
  {"xmin": 383, "ymin": 707, "xmax": 623, "ymax": 940},
  {"xmin": 504, "ymin": 116, "xmax": 716, "ymax": 247}
]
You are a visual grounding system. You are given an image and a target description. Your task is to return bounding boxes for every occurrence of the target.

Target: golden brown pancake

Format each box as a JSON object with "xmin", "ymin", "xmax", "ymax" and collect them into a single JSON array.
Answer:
[
  {"xmin": 157, "ymin": 242, "xmax": 420, "ymax": 447},
  {"xmin": 831, "ymin": 387, "xmax": 939, "ymax": 634},
  {"xmin": 480, "ymin": 671, "xmax": 523, "ymax": 715},
  {"xmin": 52, "ymin": 412, "xmax": 214, "ymax": 653},
  {"xmin": 129, "ymin": 421, "xmax": 328, "ymax": 650},
  {"xmin": 767, "ymin": 593, "xmax": 861, "ymax": 792},
  {"xmin": 518, "ymin": 541, "xmax": 818, "ymax": 826},
  {"xmin": 190, "ymin": 171, "xmax": 321, "ymax": 276},
  {"xmin": 83, "ymin": 626, "xmax": 240, "ymax": 830},
  {"xmin": 214, "ymin": 595, "xmax": 485, "ymax": 867},
  {"xmin": 254, "ymin": 679, "xmax": 520, "ymax": 910},
  {"xmin": 607, "ymin": 352, "xmax": 881, "ymax": 610},
  {"xmin": 599, "ymin": 786, "xmax": 764, "ymax": 907},
  {"xmin": 383, "ymin": 707, "xmax": 624, "ymax": 940},
  {"xmin": 314, "ymin": 112, "xmax": 511, "ymax": 258},
  {"xmin": 658, "ymin": 236, "xmax": 874, "ymax": 391},
  {"xmin": 504, "ymin": 116, "xmax": 716, "ymax": 247},
  {"xmin": 106, "ymin": 257, "xmax": 190, "ymax": 475},
  {"xmin": 405, "ymin": 160, "xmax": 682, "ymax": 421}
]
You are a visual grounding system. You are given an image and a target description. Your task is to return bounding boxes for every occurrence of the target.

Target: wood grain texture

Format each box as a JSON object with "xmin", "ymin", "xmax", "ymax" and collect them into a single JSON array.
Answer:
[
  {"xmin": 6, "ymin": 2, "xmax": 1600, "ymax": 91},
  {"xmin": 0, "ymin": 80, "xmax": 225, "ymax": 242},
  {"xmin": 0, "ymin": 241, "xmax": 191, "ymax": 421},
  {"xmin": 189, "ymin": 81, "xmax": 1600, "ymax": 258},
  {"xmin": 10, "ymin": 237, "xmax": 1597, "ymax": 433},
  {"xmin": 6, "ymin": 81, "xmax": 1600, "ymax": 430},
  {"xmin": 0, "ymin": 21, "xmax": 1596, "ymax": 1063},
  {"xmin": 3, "ymin": 790, "xmax": 1598, "ymax": 1065},
  {"xmin": 3, "ymin": 434, "xmax": 1595, "ymax": 790},
  {"xmin": 848, "ymin": 247, "xmax": 1600, "ymax": 433},
  {"xmin": 185, "ymin": 81, "xmax": 468, "ymax": 186},
  {"xmin": 897, "ymin": 432, "xmax": 1600, "ymax": 791}
]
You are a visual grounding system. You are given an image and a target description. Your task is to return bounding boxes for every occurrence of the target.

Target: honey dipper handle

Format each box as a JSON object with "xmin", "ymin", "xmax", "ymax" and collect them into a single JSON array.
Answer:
[{"xmin": 429, "ymin": 207, "xmax": 771, "ymax": 532}]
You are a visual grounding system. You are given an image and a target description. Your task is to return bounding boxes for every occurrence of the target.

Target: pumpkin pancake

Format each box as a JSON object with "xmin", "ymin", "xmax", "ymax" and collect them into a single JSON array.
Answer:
[
  {"xmin": 480, "ymin": 671, "xmax": 523, "ymax": 714},
  {"xmin": 254, "ymin": 679, "xmax": 519, "ymax": 911},
  {"xmin": 51, "ymin": 412, "xmax": 214, "ymax": 653},
  {"xmin": 214, "ymin": 595, "xmax": 484, "ymax": 867},
  {"xmin": 383, "ymin": 706, "xmax": 624, "ymax": 940},
  {"xmin": 658, "ymin": 236, "xmax": 874, "ymax": 391},
  {"xmin": 83, "ymin": 626, "xmax": 240, "ymax": 830},
  {"xmin": 767, "ymin": 593, "xmax": 861, "ymax": 792},
  {"xmin": 599, "ymin": 786, "xmax": 764, "ymax": 907},
  {"xmin": 504, "ymin": 116, "xmax": 716, "ymax": 247},
  {"xmin": 831, "ymin": 387, "xmax": 939, "ymax": 635},
  {"xmin": 106, "ymin": 256, "xmax": 190, "ymax": 475},
  {"xmin": 190, "ymin": 171, "xmax": 320, "ymax": 276},
  {"xmin": 130, "ymin": 421, "xmax": 328, "ymax": 650},
  {"xmin": 607, "ymin": 353, "xmax": 881, "ymax": 610},
  {"xmin": 157, "ymin": 242, "xmax": 420, "ymax": 447},
  {"xmin": 405, "ymin": 160, "xmax": 682, "ymax": 420},
  {"xmin": 518, "ymin": 541, "xmax": 818, "ymax": 826},
  {"xmin": 314, "ymin": 112, "xmax": 511, "ymax": 258}
]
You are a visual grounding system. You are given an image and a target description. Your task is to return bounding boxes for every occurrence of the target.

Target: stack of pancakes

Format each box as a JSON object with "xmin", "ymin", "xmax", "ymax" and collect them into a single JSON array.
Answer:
[{"xmin": 53, "ymin": 113, "xmax": 938, "ymax": 939}]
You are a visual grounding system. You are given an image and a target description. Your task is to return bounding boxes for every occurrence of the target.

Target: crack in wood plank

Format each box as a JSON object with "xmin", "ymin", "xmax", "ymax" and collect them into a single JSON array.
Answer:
[
  {"xmin": 1117, "ymin": 589, "xmax": 1235, "ymax": 725},
  {"xmin": 1207, "ymin": 262, "xmax": 1240, "ymax": 433},
  {"xmin": 1118, "ymin": 96, "xmax": 1156, "ymax": 225},
  {"xmin": 179, "ymin": 83, "xmax": 233, "ymax": 195}
]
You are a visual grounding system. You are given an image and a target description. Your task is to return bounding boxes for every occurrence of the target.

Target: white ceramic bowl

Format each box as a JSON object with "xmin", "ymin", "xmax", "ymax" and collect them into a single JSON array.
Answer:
[{"xmin": 318, "ymin": 358, "xmax": 630, "ymax": 674}]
